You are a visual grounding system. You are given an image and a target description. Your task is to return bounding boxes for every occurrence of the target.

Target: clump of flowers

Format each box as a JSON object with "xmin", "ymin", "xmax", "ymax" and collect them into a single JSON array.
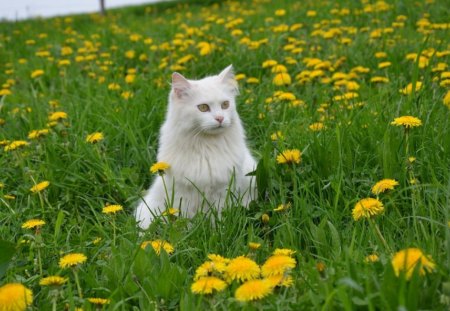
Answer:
[
  {"xmin": 141, "ymin": 239, "xmax": 174, "ymax": 255},
  {"xmin": 391, "ymin": 248, "xmax": 435, "ymax": 280},
  {"xmin": 191, "ymin": 248, "xmax": 296, "ymax": 302}
]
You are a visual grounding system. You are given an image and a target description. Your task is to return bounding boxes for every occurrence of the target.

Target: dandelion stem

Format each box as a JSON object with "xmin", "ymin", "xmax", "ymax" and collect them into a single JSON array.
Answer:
[
  {"xmin": 369, "ymin": 218, "xmax": 392, "ymax": 253},
  {"xmin": 72, "ymin": 268, "xmax": 83, "ymax": 298}
]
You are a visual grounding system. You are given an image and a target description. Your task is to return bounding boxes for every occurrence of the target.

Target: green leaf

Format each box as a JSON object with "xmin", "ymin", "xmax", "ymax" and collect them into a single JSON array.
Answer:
[{"xmin": 0, "ymin": 240, "xmax": 16, "ymax": 280}]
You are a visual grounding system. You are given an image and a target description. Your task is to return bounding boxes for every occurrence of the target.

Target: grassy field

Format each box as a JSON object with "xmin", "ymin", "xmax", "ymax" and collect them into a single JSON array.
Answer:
[{"xmin": 0, "ymin": 0, "xmax": 450, "ymax": 309}]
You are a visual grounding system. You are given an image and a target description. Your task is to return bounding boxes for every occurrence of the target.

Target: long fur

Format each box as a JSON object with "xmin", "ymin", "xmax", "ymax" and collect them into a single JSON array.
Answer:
[{"xmin": 135, "ymin": 65, "xmax": 256, "ymax": 229}]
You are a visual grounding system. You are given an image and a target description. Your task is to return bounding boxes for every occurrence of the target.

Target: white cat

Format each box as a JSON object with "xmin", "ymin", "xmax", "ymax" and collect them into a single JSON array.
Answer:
[{"xmin": 135, "ymin": 65, "xmax": 256, "ymax": 229}]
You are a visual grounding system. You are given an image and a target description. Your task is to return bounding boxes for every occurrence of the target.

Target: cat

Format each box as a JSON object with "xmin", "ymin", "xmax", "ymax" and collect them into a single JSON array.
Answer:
[{"xmin": 135, "ymin": 65, "xmax": 256, "ymax": 229}]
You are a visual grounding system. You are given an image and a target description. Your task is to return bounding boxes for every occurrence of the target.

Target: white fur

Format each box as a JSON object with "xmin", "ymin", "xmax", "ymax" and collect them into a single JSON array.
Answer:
[{"xmin": 135, "ymin": 65, "xmax": 256, "ymax": 229}]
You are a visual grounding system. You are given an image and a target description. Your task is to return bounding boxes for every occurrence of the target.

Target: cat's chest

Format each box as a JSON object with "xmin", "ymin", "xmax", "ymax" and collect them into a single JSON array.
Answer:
[{"xmin": 160, "ymin": 138, "xmax": 243, "ymax": 187}]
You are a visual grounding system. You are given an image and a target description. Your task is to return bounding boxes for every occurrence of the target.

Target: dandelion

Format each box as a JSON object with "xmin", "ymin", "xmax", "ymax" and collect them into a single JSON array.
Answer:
[
  {"xmin": 30, "ymin": 181, "xmax": 50, "ymax": 193},
  {"xmin": 266, "ymin": 274, "xmax": 294, "ymax": 287},
  {"xmin": 273, "ymin": 203, "xmax": 291, "ymax": 212},
  {"xmin": 370, "ymin": 76, "xmax": 389, "ymax": 83},
  {"xmin": 39, "ymin": 276, "xmax": 67, "ymax": 286},
  {"xmin": 443, "ymin": 90, "xmax": 450, "ymax": 109},
  {"xmin": 248, "ymin": 242, "xmax": 261, "ymax": 251},
  {"xmin": 262, "ymin": 59, "xmax": 277, "ymax": 68},
  {"xmin": 4, "ymin": 140, "xmax": 29, "ymax": 152},
  {"xmin": 365, "ymin": 254, "xmax": 380, "ymax": 263},
  {"xmin": 272, "ymin": 72, "xmax": 292, "ymax": 86},
  {"xmin": 141, "ymin": 239, "xmax": 174, "ymax": 255},
  {"xmin": 235, "ymin": 279, "xmax": 273, "ymax": 302},
  {"xmin": 102, "ymin": 204, "xmax": 123, "ymax": 214},
  {"xmin": 88, "ymin": 298, "xmax": 111, "ymax": 305},
  {"xmin": 276, "ymin": 149, "xmax": 301, "ymax": 164},
  {"xmin": 261, "ymin": 255, "xmax": 296, "ymax": 277},
  {"xmin": 273, "ymin": 248, "xmax": 296, "ymax": 257},
  {"xmin": 161, "ymin": 207, "xmax": 179, "ymax": 216},
  {"xmin": 150, "ymin": 161, "xmax": 170, "ymax": 174},
  {"xmin": 225, "ymin": 256, "xmax": 260, "ymax": 282},
  {"xmin": 390, "ymin": 116, "xmax": 422, "ymax": 128},
  {"xmin": 86, "ymin": 132, "xmax": 104, "ymax": 143},
  {"xmin": 208, "ymin": 253, "xmax": 230, "ymax": 264},
  {"xmin": 194, "ymin": 261, "xmax": 227, "ymax": 280},
  {"xmin": 21, "ymin": 219, "xmax": 45, "ymax": 229},
  {"xmin": 262, "ymin": 214, "xmax": 270, "ymax": 224},
  {"xmin": 28, "ymin": 129, "xmax": 50, "ymax": 139},
  {"xmin": 31, "ymin": 69, "xmax": 44, "ymax": 78},
  {"xmin": 371, "ymin": 179, "xmax": 399, "ymax": 195},
  {"xmin": 191, "ymin": 276, "xmax": 227, "ymax": 294},
  {"xmin": 391, "ymin": 248, "xmax": 435, "ymax": 280},
  {"xmin": 59, "ymin": 253, "xmax": 87, "ymax": 269},
  {"xmin": 48, "ymin": 111, "xmax": 67, "ymax": 122},
  {"xmin": 309, "ymin": 122, "xmax": 325, "ymax": 131},
  {"xmin": 0, "ymin": 283, "xmax": 33, "ymax": 311},
  {"xmin": 352, "ymin": 198, "xmax": 384, "ymax": 221},
  {"xmin": 399, "ymin": 82, "xmax": 423, "ymax": 95}
]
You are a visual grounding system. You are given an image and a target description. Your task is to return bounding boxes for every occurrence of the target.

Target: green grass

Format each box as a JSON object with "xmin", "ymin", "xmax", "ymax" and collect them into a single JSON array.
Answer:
[{"xmin": 0, "ymin": 0, "xmax": 450, "ymax": 309}]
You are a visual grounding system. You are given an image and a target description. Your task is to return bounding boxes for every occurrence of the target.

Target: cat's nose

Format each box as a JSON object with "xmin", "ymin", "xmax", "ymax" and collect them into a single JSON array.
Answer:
[{"xmin": 215, "ymin": 116, "xmax": 224, "ymax": 124}]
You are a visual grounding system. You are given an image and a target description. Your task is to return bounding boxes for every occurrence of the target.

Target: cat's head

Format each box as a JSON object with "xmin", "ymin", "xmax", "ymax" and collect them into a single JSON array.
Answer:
[{"xmin": 168, "ymin": 65, "xmax": 240, "ymax": 135}]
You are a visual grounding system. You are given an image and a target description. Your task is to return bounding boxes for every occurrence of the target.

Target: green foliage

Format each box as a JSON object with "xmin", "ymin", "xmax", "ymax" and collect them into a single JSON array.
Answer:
[{"xmin": 0, "ymin": 0, "xmax": 449, "ymax": 309}]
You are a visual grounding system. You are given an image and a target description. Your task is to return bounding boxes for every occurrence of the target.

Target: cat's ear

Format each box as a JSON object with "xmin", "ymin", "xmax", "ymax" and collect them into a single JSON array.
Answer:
[
  {"xmin": 172, "ymin": 72, "xmax": 191, "ymax": 99},
  {"xmin": 218, "ymin": 65, "xmax": 239, "ymax": 95}
]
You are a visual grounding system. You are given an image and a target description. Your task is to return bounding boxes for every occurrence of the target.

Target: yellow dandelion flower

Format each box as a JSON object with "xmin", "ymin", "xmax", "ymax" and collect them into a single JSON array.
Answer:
[
  {"xmin": 161, "ymin": 208, "xmax": 179, "ymax": 216},
  {"xmin": 102, "ymin": 204, "xmax": 123, "ymax": 214},
  {"xmin": 88, "ymin": 298, "xmax": 110, "ymax": 305},
  {"xmin": 194, "ymin": 261, "xmax": 227, "ymax": 280},
  {"xmin": 266, "ymin": 274, "xmax": 294, "ymax": 287},
  {"xmin": 273, "ymin": 73, "xmax": 292, "ymax": 86},
  {"xmin": 262, "ymin": 60, "xmax": 278, "ymax": 68},
  {"xmin": 276, "ymin": 149, "xmax": 301, "ymax": 164},
  {"xmin": 225, "ymin": 256, "xmax": 260, "ymax": 282},
  {"xmin": 390, "ymin": 116, "xmax": 422, "ymax": 128},
  {"xmin": 0, "ymin": 283, "xmax": 33, "ymax": 311},
  {"xmin": 59, "ymin": 253, "xmax": 87, "ymax": 268},
  {"xmin": 316, "ymin": 262, "xmax": 326, "ymax": 272},
  {"xmin": 309, "ymin": 122, "xmax": 325, "ymax": 132},
  {"xmin": 207, "ymin": 254, "xmax": 230, "ymax": 264},
  {"xmin": 150, "ymin": 162, "xmax": 170, "ymax": 174},
  {"xmin": 21, "ymin": 219, "xmax": 46, "ymax": 229},
  {"xmin": 246, "ymin": 77, "xmax": 260, "ymax": 84},
  {"xmin": 261, "ymin": 255, "xmax": 296, "ymax": 277},
  {"xmin": 235, "ymin": 279, "xmax": 273, "ymax": 302},
  {"xmin": 365, "ymin": 254, "xmax": 380, "ymax": 263},
  {"xmin": 39, "ymin": 276, "xmax": 67, "ymax": 286},
  {"xmin": 191, "ymin": 276, "xmax": 227, "ymax": 295},
  {"xmin": 391, "ymin": 248, "xmax": 435, "ymax": 280},
  {"xmin": 273, "ymin": 203, "xmax": 291, "ymax": 212},
  {"xmin": 86, "ymin": 132, "xmax": 104, "ymax": 144},
  {"xmin": 31, "ymin": 69, "xmax": 44, "ymax": 78},
  {"xmin": 248, "ymin": 242, "xmax": 261, "ymax": 250},
  {"xmin": 48, "ymin": 111, "xmax": 67, "ymax": 122},
  {"xmin": 352, "ymin": 198, "xmax": 384, "ymax": 221},
  {"xmin": 399, "ymin": 82, "xmax": 423, "ymax": 95},
  {"xmin": 4, "ymin": 140, "xmax": 29, "ymax": 152},
  {"xmin": 141, "ymin": 239, "xmax": 174, "ymax": 255},
  {"xmin": 30, "ymin": 181, "xmax": 50, "ymax": 193},
  {"xmin": 370, "ymin": 76, "xmax": 389, "ymax": 83},
  {"xmin": 28, "ymin": 129, "xmax": 50, "ymax": 139},
  {"xmin": 378, "ymin": 61, "xmax": 392, "ymax": 69},
  {"xmin": 0, "ymin": 89, "xmax": 12, "ymax": 96},
  {"xmin": 273, "ymin": 248, "xmax": 296, "ymax": 256},
  {"xmin": 125, "ymin": 50, "xmax": 135, "ymax": 59},
  {"xmin": 443, "ymin": 90, "xmax": 450, "ymax": 109},
  {"xmin": 271, "ymin": 64, "xmax": 288, "ymax": 73},
  {"xmin": 371, "ymin": 179, "xmax": 399, "ymax": 195}
]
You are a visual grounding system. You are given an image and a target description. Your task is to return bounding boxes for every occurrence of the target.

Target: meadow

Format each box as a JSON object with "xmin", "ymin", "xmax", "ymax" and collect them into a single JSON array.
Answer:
[{"xmin": 0, "ymin": 0, "xmax": 449, "ymax": 309}]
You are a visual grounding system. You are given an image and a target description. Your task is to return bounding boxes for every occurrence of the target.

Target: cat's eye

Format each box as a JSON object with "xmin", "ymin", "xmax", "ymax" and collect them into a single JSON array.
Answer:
[
  {"xmin": 197, "ymin": 104, "xmax": 210, "ymax": 112},
  {"xmin": 221, "ymin": 101, "xmax": 230, "ymax": 109}
]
